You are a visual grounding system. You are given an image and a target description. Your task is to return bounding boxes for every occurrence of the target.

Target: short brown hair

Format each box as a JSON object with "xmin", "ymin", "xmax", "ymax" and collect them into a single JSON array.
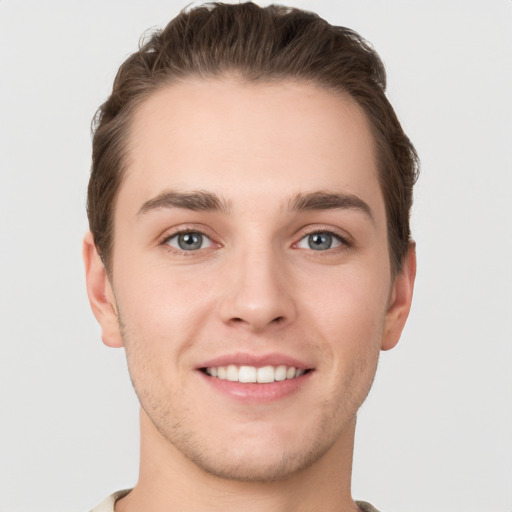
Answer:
[{"xmin": 88, "ymin": 2, "xmax": 419, "ymax": 275}]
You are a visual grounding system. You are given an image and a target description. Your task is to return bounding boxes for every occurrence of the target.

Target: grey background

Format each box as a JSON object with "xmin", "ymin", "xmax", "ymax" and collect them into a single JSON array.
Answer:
[{"xmin": 1, "ymin": 1, "xmax": 511, "ymax": 511}]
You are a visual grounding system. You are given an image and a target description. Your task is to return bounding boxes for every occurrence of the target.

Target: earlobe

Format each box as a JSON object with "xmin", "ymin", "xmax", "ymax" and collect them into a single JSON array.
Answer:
[
  {"xmin": 381, "ymin": 243, "xmax": 417, "ymax": 351},
  {"xmin": 83, "ymin": 231, "xmax": 124, "ymax": 348}
]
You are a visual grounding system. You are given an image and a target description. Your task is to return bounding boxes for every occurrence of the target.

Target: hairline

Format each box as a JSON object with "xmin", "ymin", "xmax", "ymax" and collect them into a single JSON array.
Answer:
[{"xmin": 98, "ymin": 73, "xmax": 399, "ymax": 276}]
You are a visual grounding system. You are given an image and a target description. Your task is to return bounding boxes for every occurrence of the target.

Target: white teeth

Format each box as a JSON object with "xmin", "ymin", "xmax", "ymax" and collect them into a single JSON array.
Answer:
[
  {"xmin": 257, "ymin": 366, "xmax": 275, "ymax": 383},
  {"xmin": 274, "ymin": 365, "xmax": 287, "ymax": 381},
  {"xmin": 226, "ymin": 364, "xmax": 239, "ymax": 382},
  {"xmin": 286, "ymin": 367, "xmax": 296, "ymax": 379},
  {"xmin": 205, "ymin": 365, "xmax": 307, "ymax": 383},
  {"xmin": 239, "ymin": 365, "xmax": 257, "ymax": 383}
]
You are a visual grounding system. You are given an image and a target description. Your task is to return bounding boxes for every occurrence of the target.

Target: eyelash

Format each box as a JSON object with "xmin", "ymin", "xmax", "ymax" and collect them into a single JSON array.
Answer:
[
  {"xmin": 160, "ymin": 228, "xmax": 217, "ymax": 255},
  {"xmin": 294, "ymin": 228, "xmax": 352, "ymax": 252},
  {"xmin": 159, "ymin": 227, "xmax": 352, "ymax": 254}
]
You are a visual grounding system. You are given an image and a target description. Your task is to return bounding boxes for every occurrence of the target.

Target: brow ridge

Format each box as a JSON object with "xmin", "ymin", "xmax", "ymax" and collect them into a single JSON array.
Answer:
[
  {"xmin": 288, "ymin": 191, "xmax": 374, "ymax": 221},
  {"xmin": 138, "ymin": 190, "xmax": 231, "ymax": 216},
  {"xmin": 138, "ymin": 189, "xmax": 373, "ymax": 221}
]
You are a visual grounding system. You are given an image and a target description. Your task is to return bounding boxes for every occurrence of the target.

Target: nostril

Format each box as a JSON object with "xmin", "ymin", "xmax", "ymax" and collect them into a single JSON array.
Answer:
[{"xmin": 228, "ymin": 315, "xmax": 285, "ymax": 327}]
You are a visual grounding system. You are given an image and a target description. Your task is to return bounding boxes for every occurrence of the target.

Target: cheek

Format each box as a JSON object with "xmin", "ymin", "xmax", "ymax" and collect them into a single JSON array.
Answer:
[
  {"xmin": 303, "ymin": 264, "xmax": 389, "ymax": 330},
  {"xmin": 115, "ymin": 264, "xmax": 218, "ymax": 353},
  {"xmin": 301, "ymin": 266, "xmax": 389, "ymax": 371},
  {"xmin": 324, "ymin": 277, "xmax": 387, "ymax": 403},
  {"xmin": 117, "ymin": 266, "xmax": 222, "ymax": 417},
  {"xmin": 118, "ymin": 259, "xmax": 211, "ymax": 312}
]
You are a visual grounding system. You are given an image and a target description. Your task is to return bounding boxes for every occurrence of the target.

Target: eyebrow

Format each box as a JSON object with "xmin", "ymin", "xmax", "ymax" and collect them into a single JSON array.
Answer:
[
  {"xmin": 138, "ymin": 190, "xmax": 231, "ymax": 216},
  {"xmin": 137, "ymin": 189, "xmax": 373, "ymax": 221},
  {"xmin": 288, "ymin": 191, "xmax": 374, "ymax": 222}
]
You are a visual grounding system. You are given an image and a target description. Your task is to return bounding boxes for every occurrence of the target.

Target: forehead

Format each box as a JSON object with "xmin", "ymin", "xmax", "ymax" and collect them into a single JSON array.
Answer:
[{"xmin": 121, "ymin": 77, "xmax": 383, "ymax": 219}]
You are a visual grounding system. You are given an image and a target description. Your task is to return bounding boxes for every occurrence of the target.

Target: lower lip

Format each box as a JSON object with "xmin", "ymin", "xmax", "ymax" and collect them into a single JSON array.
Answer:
[{"xmin": 197, "ymin": 370, "xmax": 313, "ymax": 403}]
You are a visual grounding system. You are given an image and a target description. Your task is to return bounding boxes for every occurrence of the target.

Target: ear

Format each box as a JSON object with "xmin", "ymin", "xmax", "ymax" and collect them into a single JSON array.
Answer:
[
  {"xmin": 83, "ymin": 231, "xmax": 124, "ymax": 348},
  {"xmin": 381, "ymin": 243, "xmax": 417, "ymax": 351}
]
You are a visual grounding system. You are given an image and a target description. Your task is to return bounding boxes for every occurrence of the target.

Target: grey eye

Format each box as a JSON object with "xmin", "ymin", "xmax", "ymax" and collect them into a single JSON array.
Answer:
[
  {"xmin": 297, "ymin": 232, "xmax": 343, "ymax": 251},
  {"xmin": 167, "ymin": 232, "xmax": 211, "ymax": 251},
  {"xmin": 308, "ymin": 233, "xmax": 332, "ymax": 250}
]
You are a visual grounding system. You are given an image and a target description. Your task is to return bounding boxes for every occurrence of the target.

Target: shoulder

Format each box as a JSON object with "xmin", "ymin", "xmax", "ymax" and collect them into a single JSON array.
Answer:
[
  {"xmin": 356, "ymin": 501, "xmax": 381, "ymax": 512},
  {"xmin": 88, "ymin": 490, "xmax": 131, "ymax": 512}
]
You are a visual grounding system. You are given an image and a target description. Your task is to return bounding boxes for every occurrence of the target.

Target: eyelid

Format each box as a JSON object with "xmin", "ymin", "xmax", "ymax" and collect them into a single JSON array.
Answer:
[
  {"xmin": 156, "ymin": 224, "xmax": 353, "ymax": 253},
  {"xmin": 166, "ymin": 231, "xmax": 214, "ymax": 250},
  {"xmin": 292, "ymin": 225, "xmax": 353, "ymax": 249},
  {"xmin": 296, "ymin": 232, "xmax": 343, "ymax": 250},
  {"xmin": 158, "ymin": 225, "xmax": 221, "ymax": 253}
]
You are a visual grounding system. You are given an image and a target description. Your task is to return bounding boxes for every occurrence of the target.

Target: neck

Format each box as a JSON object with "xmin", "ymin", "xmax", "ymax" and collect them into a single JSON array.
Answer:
[{"xmin": 115, "ymin": 409, "xmax": 360, "ymax": 512}]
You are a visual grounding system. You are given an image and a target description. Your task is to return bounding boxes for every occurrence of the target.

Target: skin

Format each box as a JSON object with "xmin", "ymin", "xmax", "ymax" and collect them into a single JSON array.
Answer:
[{"xmin": 84, "ymin": 78, "xmax": 416, "ymax": 512}]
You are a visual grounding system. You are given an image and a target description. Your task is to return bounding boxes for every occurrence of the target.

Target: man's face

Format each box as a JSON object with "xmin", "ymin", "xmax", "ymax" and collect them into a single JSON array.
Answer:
[{"xmin": 88, "ymin": 78, "xmax": 413, "ymax": 481}]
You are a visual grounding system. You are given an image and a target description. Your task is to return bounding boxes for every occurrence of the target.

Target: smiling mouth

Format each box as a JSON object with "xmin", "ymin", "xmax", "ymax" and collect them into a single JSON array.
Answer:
[{"xmin": 201, "ymin": 365, "xmax": 311, "ymax": 383}]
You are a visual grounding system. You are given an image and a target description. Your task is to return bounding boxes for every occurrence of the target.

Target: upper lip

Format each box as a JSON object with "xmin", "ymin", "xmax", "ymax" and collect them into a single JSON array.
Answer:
[{"xmin": 197, "ymin": 352, "xmax": 312, "ymax": 370}]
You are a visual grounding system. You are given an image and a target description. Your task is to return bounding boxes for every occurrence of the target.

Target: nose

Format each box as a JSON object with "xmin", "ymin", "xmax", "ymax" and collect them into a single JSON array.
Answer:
[{"xmin": 219, "ymin": 245, "xmax": 297, "ymax": 332}]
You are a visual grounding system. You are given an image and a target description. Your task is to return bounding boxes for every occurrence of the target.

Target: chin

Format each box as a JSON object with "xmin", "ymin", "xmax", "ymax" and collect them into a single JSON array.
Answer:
[
  {"xmin": 151, "ymin": 412, "xmax": 340, "ymax": 483},
  {"xmin": 177, "ymin": 438, "xmax": 330, "ymax": 483}
]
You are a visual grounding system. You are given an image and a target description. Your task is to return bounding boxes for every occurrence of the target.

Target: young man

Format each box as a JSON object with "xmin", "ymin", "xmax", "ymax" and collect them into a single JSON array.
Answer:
[{"xmin": 83, "ymin": 3, "xmax": 418, "ymax": 511}]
